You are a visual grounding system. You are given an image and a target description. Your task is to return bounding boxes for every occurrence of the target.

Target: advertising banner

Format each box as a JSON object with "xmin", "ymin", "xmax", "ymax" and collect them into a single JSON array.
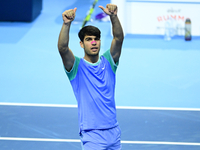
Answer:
[{"xmin": 112, "ymin": 0, "xmax": 200, "ymax": 36}]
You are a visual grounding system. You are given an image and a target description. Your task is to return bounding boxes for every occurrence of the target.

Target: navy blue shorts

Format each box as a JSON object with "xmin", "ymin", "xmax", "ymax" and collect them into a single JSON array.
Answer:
[{"xmin": 80, "ymin": 126, "xmax": 121, "ymax": 150}]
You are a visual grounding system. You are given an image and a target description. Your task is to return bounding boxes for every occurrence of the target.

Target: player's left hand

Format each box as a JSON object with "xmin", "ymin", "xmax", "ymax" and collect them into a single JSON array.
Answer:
[{"xmin": 99, "ymin": 4, "xmax": 117, "ymax": 16}]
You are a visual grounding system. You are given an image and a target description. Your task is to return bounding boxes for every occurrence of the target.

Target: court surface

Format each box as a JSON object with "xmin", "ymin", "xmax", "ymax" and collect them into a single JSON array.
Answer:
[{"xmin": 0, "ymin": 0, "xmax": 200, "ymax": 149}]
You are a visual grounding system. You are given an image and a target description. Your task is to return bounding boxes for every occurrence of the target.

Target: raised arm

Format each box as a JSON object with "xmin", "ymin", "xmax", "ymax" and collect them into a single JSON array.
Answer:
[
  {"xmin": 58, "ymin": 8, "xmax": 77, "ymax": 72},
  {"xmin": 99, "ymin": 4, "xmax": 124, "ymax": 63}
]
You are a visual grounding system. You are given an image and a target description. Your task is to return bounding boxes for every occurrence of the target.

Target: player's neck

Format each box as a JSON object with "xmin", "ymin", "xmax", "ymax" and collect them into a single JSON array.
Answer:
[{"xmin": 84, "ymin": 55, "xmax": 99, "ymax": 63}]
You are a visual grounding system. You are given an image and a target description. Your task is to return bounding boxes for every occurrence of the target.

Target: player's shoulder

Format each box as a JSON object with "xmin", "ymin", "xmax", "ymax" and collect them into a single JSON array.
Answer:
[{"xmin": 102, "ymin": 49, "xmax": 119, "ymax": 73}]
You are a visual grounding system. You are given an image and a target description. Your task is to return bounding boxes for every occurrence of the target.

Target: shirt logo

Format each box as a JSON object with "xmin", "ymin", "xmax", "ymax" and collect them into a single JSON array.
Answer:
[{"xmin": 102, "ymin": 65, "xmax": 105, "ymax": 70}]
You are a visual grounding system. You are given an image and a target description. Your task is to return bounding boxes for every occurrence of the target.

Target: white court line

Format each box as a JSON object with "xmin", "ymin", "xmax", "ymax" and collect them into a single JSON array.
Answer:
[
  {"xmin": 0, "ymin": 137, "xmax": 200, "ymax": 146},
  {"xmin": 0, "ymin": 102, "xmax": 200, "ymax": 111},
  {"xmin": 121, "ymin": 141, "xmax": 200, "ymax": 146},
  {"xmin": 0, "ymin": 137, "xmax": 80, "ymax": 142},
  {"xmin": 116, "ymin": 106, "xmax": 200, "ymax": 111},
  {"xmin": 0, "ymin": 102, "xmax": 77, "ymax": 108}
]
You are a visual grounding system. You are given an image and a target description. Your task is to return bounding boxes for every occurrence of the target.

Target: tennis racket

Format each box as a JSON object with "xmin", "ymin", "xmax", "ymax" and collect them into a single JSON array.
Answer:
[{"xmin": 81, "ymin": 0, "xmax": 99, "ymax": 28}]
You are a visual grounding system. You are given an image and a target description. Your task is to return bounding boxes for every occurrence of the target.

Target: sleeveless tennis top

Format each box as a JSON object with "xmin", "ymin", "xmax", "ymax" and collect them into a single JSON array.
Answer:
[{"xmin": 65, "ymin": 50, "xmax": 119, "ymax": 132}]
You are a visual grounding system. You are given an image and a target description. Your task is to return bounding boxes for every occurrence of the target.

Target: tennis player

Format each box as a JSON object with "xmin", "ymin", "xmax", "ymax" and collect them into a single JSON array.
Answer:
[{"xmin": 58, "ymin": 4, "xmax": 124, "ymax": 150}]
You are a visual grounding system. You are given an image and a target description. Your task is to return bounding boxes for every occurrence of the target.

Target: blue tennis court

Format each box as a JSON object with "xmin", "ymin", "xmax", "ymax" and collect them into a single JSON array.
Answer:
[{"xmin": 0, "ymin": 0, "xmax": 200, "ymax": 149}]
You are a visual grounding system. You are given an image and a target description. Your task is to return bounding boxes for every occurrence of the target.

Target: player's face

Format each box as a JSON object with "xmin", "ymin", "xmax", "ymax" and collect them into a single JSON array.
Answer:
[{"xmin": 80, "ymin": 35, "xmax": 101, "ymax": 56}]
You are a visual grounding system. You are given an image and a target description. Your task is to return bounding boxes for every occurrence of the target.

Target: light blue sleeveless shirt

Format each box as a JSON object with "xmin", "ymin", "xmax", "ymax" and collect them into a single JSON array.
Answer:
[{"xmin": 65, "ymin": 50, "xmax": 119, "ymax": 132}]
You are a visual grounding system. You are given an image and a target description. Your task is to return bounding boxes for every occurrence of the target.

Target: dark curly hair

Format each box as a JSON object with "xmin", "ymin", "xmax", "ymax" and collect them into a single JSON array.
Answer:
[{"xmin": 78, "ymin": 25, "xmax": 101, "ymax": 42}]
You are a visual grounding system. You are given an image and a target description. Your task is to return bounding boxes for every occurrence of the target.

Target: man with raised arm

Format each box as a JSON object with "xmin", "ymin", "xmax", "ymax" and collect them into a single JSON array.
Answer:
[{"xmin": 58, "ymin": 4, "xmax": 124, "ymax": 150}]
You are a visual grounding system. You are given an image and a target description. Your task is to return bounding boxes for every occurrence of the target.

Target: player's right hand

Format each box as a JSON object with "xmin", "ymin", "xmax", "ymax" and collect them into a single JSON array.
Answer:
[{"xmin": 62, "ymin": 8, "xmax": 77, "ymax": 24}]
